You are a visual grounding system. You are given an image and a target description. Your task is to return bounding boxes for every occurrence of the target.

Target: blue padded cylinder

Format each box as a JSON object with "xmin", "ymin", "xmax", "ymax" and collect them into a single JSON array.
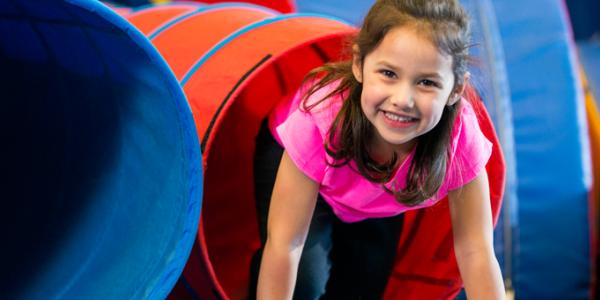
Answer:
[
  {"xmin": 295, "ymin": 0, "xmax": 373, "ymax": 25},
  {"xmin": 0, "ymin": 0, "xmax": 202, "ymax": 299},
  {"xmin": 458, "ymin": 0, "xmax": 518, "ymax": 294},
  {"xmin": 493, "ymin": 0, "xmax": 592, "ymax": 298}
]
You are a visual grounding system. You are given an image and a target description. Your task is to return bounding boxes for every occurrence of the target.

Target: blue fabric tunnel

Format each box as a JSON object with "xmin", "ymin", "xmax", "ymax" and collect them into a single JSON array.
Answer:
[{"xmin": 0, "ymin": 0, "xmax": 202, "ymax": 299}]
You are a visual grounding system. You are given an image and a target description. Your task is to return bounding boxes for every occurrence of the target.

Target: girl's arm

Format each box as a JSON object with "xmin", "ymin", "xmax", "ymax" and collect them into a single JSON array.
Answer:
[
  {"xmin": 448, "ymin": 170, "xmax": 505, "ymax": 300},
  {"xmin": 257, "ymin": 151, "xmax": 320, "ymax": 300}
]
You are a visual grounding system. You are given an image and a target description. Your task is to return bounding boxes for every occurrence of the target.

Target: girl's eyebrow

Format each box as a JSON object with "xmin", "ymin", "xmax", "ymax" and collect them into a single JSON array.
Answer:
[
  {"xmin": 375, "ymin": 60, "xmax": 400, "ymax": 71},
  {"xmin": 418, "ymin": 72, "xmax": 443, "ymax": 80}
]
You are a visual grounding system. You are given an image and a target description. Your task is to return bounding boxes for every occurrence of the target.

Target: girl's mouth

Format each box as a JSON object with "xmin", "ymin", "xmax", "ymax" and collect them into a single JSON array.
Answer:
[{"xmin": 382, "ymin": 111, "xmax": 418, "ymax": 128}]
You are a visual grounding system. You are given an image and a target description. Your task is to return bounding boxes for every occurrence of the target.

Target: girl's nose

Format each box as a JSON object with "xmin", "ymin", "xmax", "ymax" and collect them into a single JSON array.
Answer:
[{"xmin": 390, "ymin": 86, "xmax": 415, "ymax": 110}]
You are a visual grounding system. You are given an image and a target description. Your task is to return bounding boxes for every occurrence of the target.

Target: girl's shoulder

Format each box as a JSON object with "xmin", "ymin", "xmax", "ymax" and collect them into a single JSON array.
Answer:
[
  {"xmin": 451, "ymin": 97, "xmax": 487, "ymax": 147},
  {"xmin": 445, "ymin": 97, "xmax": 493, "ymax": 190},
  {"xmin": 302, "ymin": 79, "xmax": 345, "ymax": 112},
  {"xmin": 293, "ymin": 79, "xmax": 345, "ymax": 134},
  {"xmin": 269, "ymin": 80, "xmax": 346, "ymax": 183}
]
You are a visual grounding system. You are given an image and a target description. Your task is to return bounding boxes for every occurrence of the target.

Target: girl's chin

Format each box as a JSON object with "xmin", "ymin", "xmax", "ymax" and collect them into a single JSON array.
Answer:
[{"xmin": 378, "ymin": 133, "xmax": 417, "ymax": 152}]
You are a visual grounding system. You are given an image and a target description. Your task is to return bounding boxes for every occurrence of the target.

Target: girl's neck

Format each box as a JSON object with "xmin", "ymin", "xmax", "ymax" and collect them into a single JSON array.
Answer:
[{"xmin": 369, "ymin": 134, "xmax": 416, "ymax": 166}]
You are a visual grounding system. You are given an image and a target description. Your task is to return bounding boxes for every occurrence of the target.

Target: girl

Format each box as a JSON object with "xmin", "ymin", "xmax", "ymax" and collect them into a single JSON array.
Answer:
[{"xmin": 251, "ymin": 0, "xmax": 505, "ymax": 299}]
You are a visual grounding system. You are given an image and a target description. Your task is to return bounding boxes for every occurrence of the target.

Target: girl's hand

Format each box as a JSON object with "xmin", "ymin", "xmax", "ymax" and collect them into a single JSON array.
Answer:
[
  {"xmin": 449, "ymin": 170, "xmax": 506, "ymax": 300},
  {"xmin": 257, "ymin": 151, "xmax": 320, "ymax": 300}
]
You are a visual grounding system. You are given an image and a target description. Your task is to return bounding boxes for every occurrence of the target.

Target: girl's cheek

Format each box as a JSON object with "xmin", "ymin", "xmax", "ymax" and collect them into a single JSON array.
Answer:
[{"xmin": 370, "ymin": 85, "xmax": 389, "ymax": 98}]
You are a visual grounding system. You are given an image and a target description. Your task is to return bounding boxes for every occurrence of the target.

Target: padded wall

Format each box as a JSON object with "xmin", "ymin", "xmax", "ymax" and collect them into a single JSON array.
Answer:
[
  {"xmin": 459, "ymin": 0, "xmax": 517, "ymax": 292},
  {"xmin": 493, "ymin": 0, "xmax": 592, "ymax": 298},
  {"xmin": 295, "ymin": 0, "xmax": 373, "ymax": 25}
]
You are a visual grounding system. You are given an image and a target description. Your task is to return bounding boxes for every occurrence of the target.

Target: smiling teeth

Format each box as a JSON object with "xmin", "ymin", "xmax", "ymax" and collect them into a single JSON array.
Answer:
[{"xmin": 384, "ymin": 112, "xmax": 415, "ymax": 122}]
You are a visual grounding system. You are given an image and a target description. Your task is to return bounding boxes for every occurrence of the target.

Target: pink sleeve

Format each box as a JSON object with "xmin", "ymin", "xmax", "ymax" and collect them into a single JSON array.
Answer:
[
  {"xmin": 445, "ymin": 101, "xmax": 493, "ymax": 191},
  {"xmin": 276, "ymin": 108, "xmax": 328, "ymax": 183}
]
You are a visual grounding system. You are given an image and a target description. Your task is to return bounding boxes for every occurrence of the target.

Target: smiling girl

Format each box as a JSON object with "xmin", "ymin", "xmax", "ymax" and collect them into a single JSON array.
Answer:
[{"xmin": 250, "ymin": 1, "xmax": 505, "ymax": 299}]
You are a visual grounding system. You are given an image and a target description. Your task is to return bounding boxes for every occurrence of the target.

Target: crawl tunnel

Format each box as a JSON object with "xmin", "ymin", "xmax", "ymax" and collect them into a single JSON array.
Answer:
[
  {"xmin": 493, "ymin": 0, "xmax": 594, "ymax": 298},
  {"xmin": 123, "ymin": 3, "xmax": 505, "ymax": 300},
  {"xmin": 0, "ymin": 0, "xmax": 202, "ymax": 299}
]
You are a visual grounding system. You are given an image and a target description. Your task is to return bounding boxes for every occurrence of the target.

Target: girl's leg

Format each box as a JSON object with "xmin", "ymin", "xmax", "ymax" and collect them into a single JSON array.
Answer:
[
  {"xmin": 249, "ymin": 119, "xmax": 335, "ymax": 300},
  {"xmin": 322, "ymin": 214, "xmax": 404, "ymax": 300}
]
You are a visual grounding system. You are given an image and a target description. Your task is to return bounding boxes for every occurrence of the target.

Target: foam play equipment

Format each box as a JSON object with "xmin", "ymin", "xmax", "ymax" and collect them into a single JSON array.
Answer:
[
  {"xmin": 493, "ymin": 0, "xmax": 594, "ymax": 298},
  {"xmin": 295, "ymin": 0, "xmax": 373, "ymax": 25},
  {"xmin": 0, "ymin": 0, "xmax": 202, "ymax": 299},
  {"xmin": 458, "ymin": 0, "xmax": 517, "ymax": 294}
]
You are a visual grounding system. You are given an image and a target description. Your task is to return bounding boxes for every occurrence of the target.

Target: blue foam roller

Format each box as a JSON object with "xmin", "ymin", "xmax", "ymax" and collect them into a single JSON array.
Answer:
[
  {"xmin": 295, "ymin": 0, "xmax": 374, "ymax": 25},
  {"xmin": 493, "ymin": 0, "xmax": 592, "ymax": 298},
  {"xmin": 459, "ymin": 0, "xmax": 519, "ymax": 295}
]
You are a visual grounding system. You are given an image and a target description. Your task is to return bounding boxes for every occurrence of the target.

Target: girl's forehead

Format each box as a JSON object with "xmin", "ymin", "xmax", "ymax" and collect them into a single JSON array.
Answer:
[{"xmin": 370, "ymin": 26, "xmax": 454, "ymax": 76}]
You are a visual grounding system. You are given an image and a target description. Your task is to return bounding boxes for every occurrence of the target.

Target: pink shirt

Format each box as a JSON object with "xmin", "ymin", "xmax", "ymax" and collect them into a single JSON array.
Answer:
[{"xmin": 269, "ymin": 82, "xmax": 492, "ymax": 223}]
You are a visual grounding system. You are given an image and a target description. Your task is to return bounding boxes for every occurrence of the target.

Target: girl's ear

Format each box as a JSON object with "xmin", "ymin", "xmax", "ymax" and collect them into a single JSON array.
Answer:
[
  {"xmin": 351, "ymin": 44, "xmax": 363, "ymax": 83},
  {"xmin": 447, "ymin": 72, "xmax": 470, "ymax": 106}
]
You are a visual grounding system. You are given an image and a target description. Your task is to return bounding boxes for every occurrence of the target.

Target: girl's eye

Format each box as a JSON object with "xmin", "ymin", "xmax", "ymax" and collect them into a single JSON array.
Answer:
[
  {"xmin": 418, "ymin": 79, "xmax": 440, "ymax": 88},
  {"xmin": 380, "ymin": 70, "xmax": 397, "ymax": 79}
]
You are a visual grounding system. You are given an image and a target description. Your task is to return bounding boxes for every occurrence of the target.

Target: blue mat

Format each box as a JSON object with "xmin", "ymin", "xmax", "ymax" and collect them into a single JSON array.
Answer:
[
  {"xmin": 458, "ymin": 0, "xmax": 518, "ymax": 296},
  {"xmin": 493, "ymin": 0, "xmax": 592, "ymax": 298},
  {"xmin": 295, "ymin": 0, "xmax": 373, "ymax": 25}
]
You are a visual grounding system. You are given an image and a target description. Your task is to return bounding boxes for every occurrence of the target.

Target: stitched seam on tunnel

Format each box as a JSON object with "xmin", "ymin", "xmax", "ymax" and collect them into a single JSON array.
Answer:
[
  {"xmin": 179, "ymin": 12, "xmax": 352, "ymax": 86},
  {"xmin": 128, "ymin": 2, "xmax": 202, "ymax": 14},
  {"xmin": 200, "ymin": 54, "xmax": 272, "ymax": 152},
  {"xmin": 147, "ymin": 3, "xmax": 278, "ymax": 40}
]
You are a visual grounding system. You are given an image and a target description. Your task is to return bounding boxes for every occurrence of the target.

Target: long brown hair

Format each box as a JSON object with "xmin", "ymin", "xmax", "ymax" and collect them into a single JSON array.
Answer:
[{"xmin": 302, "ymin": 0, "xmax": 472, "ymax": 206}]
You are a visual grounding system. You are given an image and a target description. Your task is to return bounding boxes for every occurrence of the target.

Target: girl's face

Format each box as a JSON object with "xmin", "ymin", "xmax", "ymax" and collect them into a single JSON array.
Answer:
[{"xmin": 352, "ymin": 25, "xmax": 461, "ymax": 158}]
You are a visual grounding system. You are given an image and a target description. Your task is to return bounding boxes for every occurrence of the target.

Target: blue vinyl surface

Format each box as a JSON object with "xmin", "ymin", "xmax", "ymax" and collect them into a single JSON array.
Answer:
[
  {"xmin": 295, "ymin": 0, "xmax": 374, "ymax": 25},
  {"xmin": 0, "ymin": 0, "xmax": 202, "ymax": 299},
  {"xmin": 458, "ymin": 0, "xmax": 518, "ymax": 295},
  {"xmin": 493, "ymin": 0, "xmax": 592, "ymax": 298}
]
